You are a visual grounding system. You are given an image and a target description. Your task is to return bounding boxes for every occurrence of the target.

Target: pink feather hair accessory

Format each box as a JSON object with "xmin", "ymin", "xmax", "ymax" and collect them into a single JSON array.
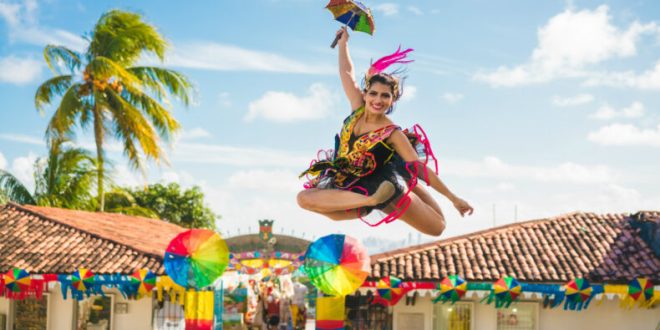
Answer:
[{"xmin": 367, "ymin": 46, "xmax": 414, "ymax": 77}]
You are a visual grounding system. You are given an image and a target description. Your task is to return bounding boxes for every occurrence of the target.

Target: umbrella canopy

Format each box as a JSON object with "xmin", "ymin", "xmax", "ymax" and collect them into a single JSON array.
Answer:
[
  {"xmin": 164, "ymin": 229, "xmax": 229, "ymax": 289},
  {"xmin": 3, "ymin": 268, "xmax": 31, "ymax": 293},
  {"xmin": 435, "ymin": 275, "xmax": 468, "ymax": 303},
  {"xmin": 325, "ymin": 0, "xmax": 375, "ymax": 35},
  {"xmin": 72, "ymin": 268, "xmax": 95, "ymax": 291},
  {"xmin": 376, "ymin": 275, "xmax": 407, "ymax": 305},
  {"xmin": 628, "ymin": 278, "xmax": 654, "ymax": 302},
  {"xmin": 130, "ymin": 269, "xmax": 157, "ymax": 296},
  {"xmin": 304, "ymin": 234, "xmax": 370, "ymax": 296},
  {"xmin": 493, "ymin": 276, "xmax": 522, "ymax": 304},
  {"xmin": 565, "ymin": 278, "xmax": 593, "ymax": 304}
]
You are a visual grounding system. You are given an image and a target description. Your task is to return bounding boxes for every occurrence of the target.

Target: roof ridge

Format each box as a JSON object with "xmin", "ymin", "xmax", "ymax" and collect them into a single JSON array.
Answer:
[
  {"xmin": 5, "ymin": 202, "xmax": 165, "ymax": 262},
  {"xmin": 369, "ymin": 210, "xmax": 627, "ymax": 260}
]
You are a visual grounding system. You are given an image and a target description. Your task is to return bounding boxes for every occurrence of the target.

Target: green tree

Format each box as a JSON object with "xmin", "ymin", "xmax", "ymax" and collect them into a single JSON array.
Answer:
[
  {"xmin": 0, "ymin": 138, "xmax": 98, "ymax": 209},
  {"xmin": 127, "ymin": 183, "xmax": 218, "ymax": 229},
  {"xmin": 35, "ymin": 9, "xmax": 194, "ymax": 211}
]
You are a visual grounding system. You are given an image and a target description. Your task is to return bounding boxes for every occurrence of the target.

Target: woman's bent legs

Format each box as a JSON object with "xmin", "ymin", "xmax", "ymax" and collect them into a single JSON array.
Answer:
[
  {"xmin": 297, "ymin": 183, "xmax": 394, "ymax": 214},
  {"xmin": 394, "ymin": 192, "xmax": 446, "ymax": 236}
]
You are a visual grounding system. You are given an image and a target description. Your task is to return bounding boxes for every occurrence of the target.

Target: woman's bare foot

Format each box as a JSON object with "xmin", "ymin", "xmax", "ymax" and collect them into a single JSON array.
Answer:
[{"xmin": 369, "ymin": 181, "xmax": 395, "ymax": 206}]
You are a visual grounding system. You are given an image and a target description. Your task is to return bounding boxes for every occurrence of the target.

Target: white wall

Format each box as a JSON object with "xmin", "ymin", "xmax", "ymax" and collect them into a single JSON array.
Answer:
[
  {"xmin": 0, "ymin": 297, "xmax": 9, "ymax": 330},
  {"xmin": 393, "ymin": 295, "xmax": 434, "ymax": 330},
  {"xmin": 395, "ymin": 295, "xmax": 660, "ymax": 330}
]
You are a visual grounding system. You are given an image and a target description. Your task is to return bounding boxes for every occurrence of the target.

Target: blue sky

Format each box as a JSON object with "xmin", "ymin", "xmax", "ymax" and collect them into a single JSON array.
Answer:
[{"xmin": 1, "ymin": 0, "xmax": 659, "ymax": 251}]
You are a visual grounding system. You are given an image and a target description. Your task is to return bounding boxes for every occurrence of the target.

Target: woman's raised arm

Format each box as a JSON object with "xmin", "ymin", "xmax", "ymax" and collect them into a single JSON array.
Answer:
[{"xmin": 336, "ymin": 27, "xmax": 364, "ymax": 111}]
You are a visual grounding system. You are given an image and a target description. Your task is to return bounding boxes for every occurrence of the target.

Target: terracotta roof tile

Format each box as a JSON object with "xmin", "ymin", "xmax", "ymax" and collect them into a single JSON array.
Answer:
[
  {"xmin": 370, "ymin": 211, "xmax": 660, "ymax": 283},
  {"xmin": 0, "ymin": 203, "xmax": 187, "ymax": 275}
]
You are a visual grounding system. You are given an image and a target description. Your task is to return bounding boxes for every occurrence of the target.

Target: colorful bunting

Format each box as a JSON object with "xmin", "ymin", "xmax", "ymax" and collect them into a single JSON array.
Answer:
[{"xmin": 433, "ymin": 275, "xmax": 468, "ymax": 304}]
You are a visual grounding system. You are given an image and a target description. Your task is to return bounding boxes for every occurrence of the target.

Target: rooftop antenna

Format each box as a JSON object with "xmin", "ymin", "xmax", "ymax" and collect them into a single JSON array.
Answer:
[
  {"xmin": 492, "ymin": 204, "xmax": 496, "ymax": 227},
  {"xmin": 514, "ymin": 205, "xmax": 518, "ymax": 222}
]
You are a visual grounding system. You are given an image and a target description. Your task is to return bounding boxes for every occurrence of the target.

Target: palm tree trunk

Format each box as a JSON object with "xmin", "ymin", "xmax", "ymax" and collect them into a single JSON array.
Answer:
[{"xmin": 93, "ymin": 106, "xmax": 105, "ymax": 211}]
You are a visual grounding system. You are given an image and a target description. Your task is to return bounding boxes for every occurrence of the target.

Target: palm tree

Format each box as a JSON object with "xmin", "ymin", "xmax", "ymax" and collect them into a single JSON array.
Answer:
[
  {"xmin": 34, "ymin": 10, "xmax": 193, "ymax": 211},
  {"xmin": 0, "ymin": 138, "xmax": 98, "ymax": 209}
]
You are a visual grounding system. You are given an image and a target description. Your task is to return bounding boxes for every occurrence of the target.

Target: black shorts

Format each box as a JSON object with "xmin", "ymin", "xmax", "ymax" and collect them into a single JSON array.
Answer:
[{"xmin": 268, "ymin": 315, "xmax": 280, "ymax": 326}]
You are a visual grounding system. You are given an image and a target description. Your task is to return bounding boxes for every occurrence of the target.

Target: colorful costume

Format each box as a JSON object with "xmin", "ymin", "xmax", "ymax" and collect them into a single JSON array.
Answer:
[{"xmin": 300, "ymin": 106, "xmax": 437, "ymax": 226}]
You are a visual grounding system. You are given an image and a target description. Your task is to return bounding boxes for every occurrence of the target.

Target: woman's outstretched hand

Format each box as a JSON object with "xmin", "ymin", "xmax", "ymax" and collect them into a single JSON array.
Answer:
[{"xmin": 452, "ymin": 198, "xmax": 474, "ymax": 217}]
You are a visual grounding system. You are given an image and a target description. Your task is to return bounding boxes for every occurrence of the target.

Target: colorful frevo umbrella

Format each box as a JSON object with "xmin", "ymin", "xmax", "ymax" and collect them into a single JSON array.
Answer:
[
  {"xmin": 563, "ymin": 278, "xmax": 593, "ymax": 310},
  {"xmin": 628, "ymin": 277, "xmax": 654, "ymax": 302},
  {"xmin": 304, "ymin": 234, "xmax": 370, "ymax": 296},
  {"xmin": 164, "ymin": 229, "xmax": 229, "ymax": 289},
  {"xmin": 72, "ymin": 268, "xmax": 95, "ymax": 291},
  {"xmin": 376, "ymin": 276, "xmax": 407, "ymax": 306},
  {"xmin": 130, "ymin": 269, "xmax": 157, "ymax": 297},
  {"xmin": 326, "ymin": 0, "xmax": 375, "ymax": 48},
  {"xmin": 3, "ymin": 268, "xmax": 31, "ymax": 293},
  {"xmin": 434, "ymin": 275, "xmax": 468, "ymax": 304},
  {"xmin": 492, "ymin": 276, "xmax": 521, "ymax": 308}
]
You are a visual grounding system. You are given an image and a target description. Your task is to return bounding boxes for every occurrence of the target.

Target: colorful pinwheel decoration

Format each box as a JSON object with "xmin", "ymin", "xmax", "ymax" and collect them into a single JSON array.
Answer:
[
  {"xmin": 3, "ymin": 268, "xmax": 31, "ymax": 293},
  {"xmin": 72, "ymin": 268, "xmax": 95, "ymax": 292},
  {"xmin": 375, "ymin": 276, "xmax": 407, "ymax": 306},
  {"xmin": 164, "ymin": 229, "xmax": 229, "ymax": 289},
  {"xmin": 433, "ymin": 275, "xmax": 468, "ymax": 304},
  {"xmin": 326, "ymin": 0, "xmax": 375, "ymax": 48},
  {"xmin": 130, "ymin": 269, "xmax": 156, "ymax": 297},
  {"xmin": 628, "ymin": 278, "xmax": 653, "ymax": 302},
  {"xmin": 487, "ymin": 276, "xmax": 522, "ymax": 308},
  {"xmin": 303, "ymin": 234, "xmax": 370, "ymax": 296},
  {"xmin": 563, "ymin": 278, "xmax": 594, "ymax": 310}
]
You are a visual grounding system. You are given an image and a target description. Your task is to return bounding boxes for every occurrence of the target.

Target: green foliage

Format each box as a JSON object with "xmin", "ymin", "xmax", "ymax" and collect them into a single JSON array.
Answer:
[
  {"xmin": 127, "ymin": 183, "xmax": 218, "ymax": 229},
  {"xmin": 35, "ymin": 9, "xmax": 194, "ymax": 210},
  {"xmin": 0, "ymin": 138, "xmax": 98, "ymax": 210}
]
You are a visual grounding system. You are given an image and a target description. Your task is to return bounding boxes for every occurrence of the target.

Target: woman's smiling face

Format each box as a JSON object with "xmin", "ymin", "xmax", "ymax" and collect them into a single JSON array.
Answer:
[{"xmin": 363, "ymin": 82, "xmax": 394, "ymax": 115}]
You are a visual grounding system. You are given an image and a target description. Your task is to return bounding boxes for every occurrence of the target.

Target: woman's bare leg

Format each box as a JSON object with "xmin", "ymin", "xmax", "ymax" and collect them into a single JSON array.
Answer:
[
  {"xmin": 388, "ymin": 192, "xmax": 446, "ymax": 236},
  {"xmin": 297, "ymin": 182, "xmax": 394, "ymax": 213}
]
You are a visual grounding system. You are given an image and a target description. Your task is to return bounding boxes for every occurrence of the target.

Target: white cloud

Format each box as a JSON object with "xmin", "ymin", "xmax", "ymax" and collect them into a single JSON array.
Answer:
[
  {"xmin": 374, "ymin": 3, "xmax": 399, "ymax": 16},
  {"xmin": 0, "ymin": 152, "xmax": 7, "ymax": 169},
  {"xmin": 227, "ymin": 169, "xmax": 300, "ymax": 193},
  {"xmin": 172, "ymin": 142, "xmax": 310, "ymax": 168},
  {"xmin": 0, "ymin": 0, "xmax": 85, "ymax": 50},
  {"xmin": 245, "ymin": 83, "xmax": 337, "ymax": 122},
  {"xmin": 552, "ymin": 93, "xmax": 594, "ymax": 107},
  {"xmin": 0, "ymin": 56, "xmax": 42, "ymax": 84},
  {"xmin": 399, "ymin": 85, "xmax": 417, "ymax": 102},
  {"xmin": 441, "ymin": 92, "xmax": 464, "ymax": 104},
  {"xmin": 0, "ymin": 133, "xmax": 45, "ymax": 146},
  {"xmin": 164, "ymin": 42, "xmax": 333, "ymax": 74},
  {"xmin": 587, "ymin": 123, "xmax": 660, "ymax": 147},
  {"xmin": 474, "ymin": 5, "xmax": 660, "ymax": 87},
  {"xmin": 582, "ymin": 61, "xmax": 660, "ymax": 90},
  {"xmin": 590, "ymin": 101, "xmax": 644, "ymax": 120},
  {"xmin": 442, "ymin": 156, "xmax": 618, "ymax": 184},
  {"xmin": 11, "ymin": 153, "xmax": 38, "ymax": 191},
  {"xmin": 217, "ymin": 92, "xmax": 231, "ymax": 108},
  {"xmin": 407, "ymin": 6, "xmax": 423, "ymax": 16},
  {"xmin": 111, "ymin": 164, "xmax": 143, "ymax": 187},
  {"xmin": 178, "ymin": 127, "xmax": 211, "ymax": 140},
  {"xmin": 474, "ymin": 182, "xmax": 516, "ymax": 194}
]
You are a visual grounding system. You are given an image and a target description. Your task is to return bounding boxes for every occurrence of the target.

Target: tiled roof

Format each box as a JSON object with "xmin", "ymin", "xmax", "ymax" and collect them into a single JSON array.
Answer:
[
  {"xmin": 0, "ymin": 202, "xmax": 187, "ymax": 275},
  {"xmin": 370, "ymin": 211, "xmax": 660, "ymax": 283}
]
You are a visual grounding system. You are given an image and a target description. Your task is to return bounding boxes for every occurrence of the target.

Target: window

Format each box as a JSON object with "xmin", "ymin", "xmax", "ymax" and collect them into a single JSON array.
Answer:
[
  {"xmin": 76, "ymin": 296, "xmax": 113, "ymax": 330},
  {"xmin": 433, "ymin": 302, "xmax": 473, "ymax": 330},
  {"xmin": 496, "ymin": 302, "xmax": 538, "ymax": 330},
  {"xmin": 13, "ymin": 295, "xmax": 49, "ymax": 330},
  {"xmin": 345, "ymin": 292, "xmax": 392, "ymax": 330}
]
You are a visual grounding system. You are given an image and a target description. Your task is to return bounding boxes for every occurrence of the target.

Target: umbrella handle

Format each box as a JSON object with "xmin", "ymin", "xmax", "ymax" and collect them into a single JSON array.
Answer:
[{"xmin": 330, "ymin": 31, "xmax": 343, "ymax": 49}]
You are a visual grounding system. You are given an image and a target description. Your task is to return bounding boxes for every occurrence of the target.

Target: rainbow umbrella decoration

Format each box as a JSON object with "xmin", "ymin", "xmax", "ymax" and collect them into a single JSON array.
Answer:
[
  {"xmin": 491, "ymin": 276, "xmax": 521, "ymax": 308},
  {"xmin": 434, "ymin": 275, "xmax": 468, "ymax": 304},
  {"xmin": 326, "ymin": 0, "xmax": 375, "ymax": 48},
  {"xmin": 304, "ymin": 234, "xmax": 370, "ymax": 296},
  {"xmin": 130, "ymin": 269, "xmax": 156, "ymax": 297},
  {"xmin": 628, "ymin": 278, "xmax": 654, "ymax": 302},
  {"xmin": 72, "ymin": 268, "xmax": 95, "ymax": 291},
  {"xmin": 3, "ymin": 268, "xmax": 31, "ymax": 293},
  {"xmin": 564, "ymin": 278, "xmax": 593, "ymax": 310},
  {"xmin": 164, "ymin": 229, "xmax": 229, "ymax": 289},
  {"xmin": 376, "ymin": 276, "xmax": 407, "ymax": 306}
]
